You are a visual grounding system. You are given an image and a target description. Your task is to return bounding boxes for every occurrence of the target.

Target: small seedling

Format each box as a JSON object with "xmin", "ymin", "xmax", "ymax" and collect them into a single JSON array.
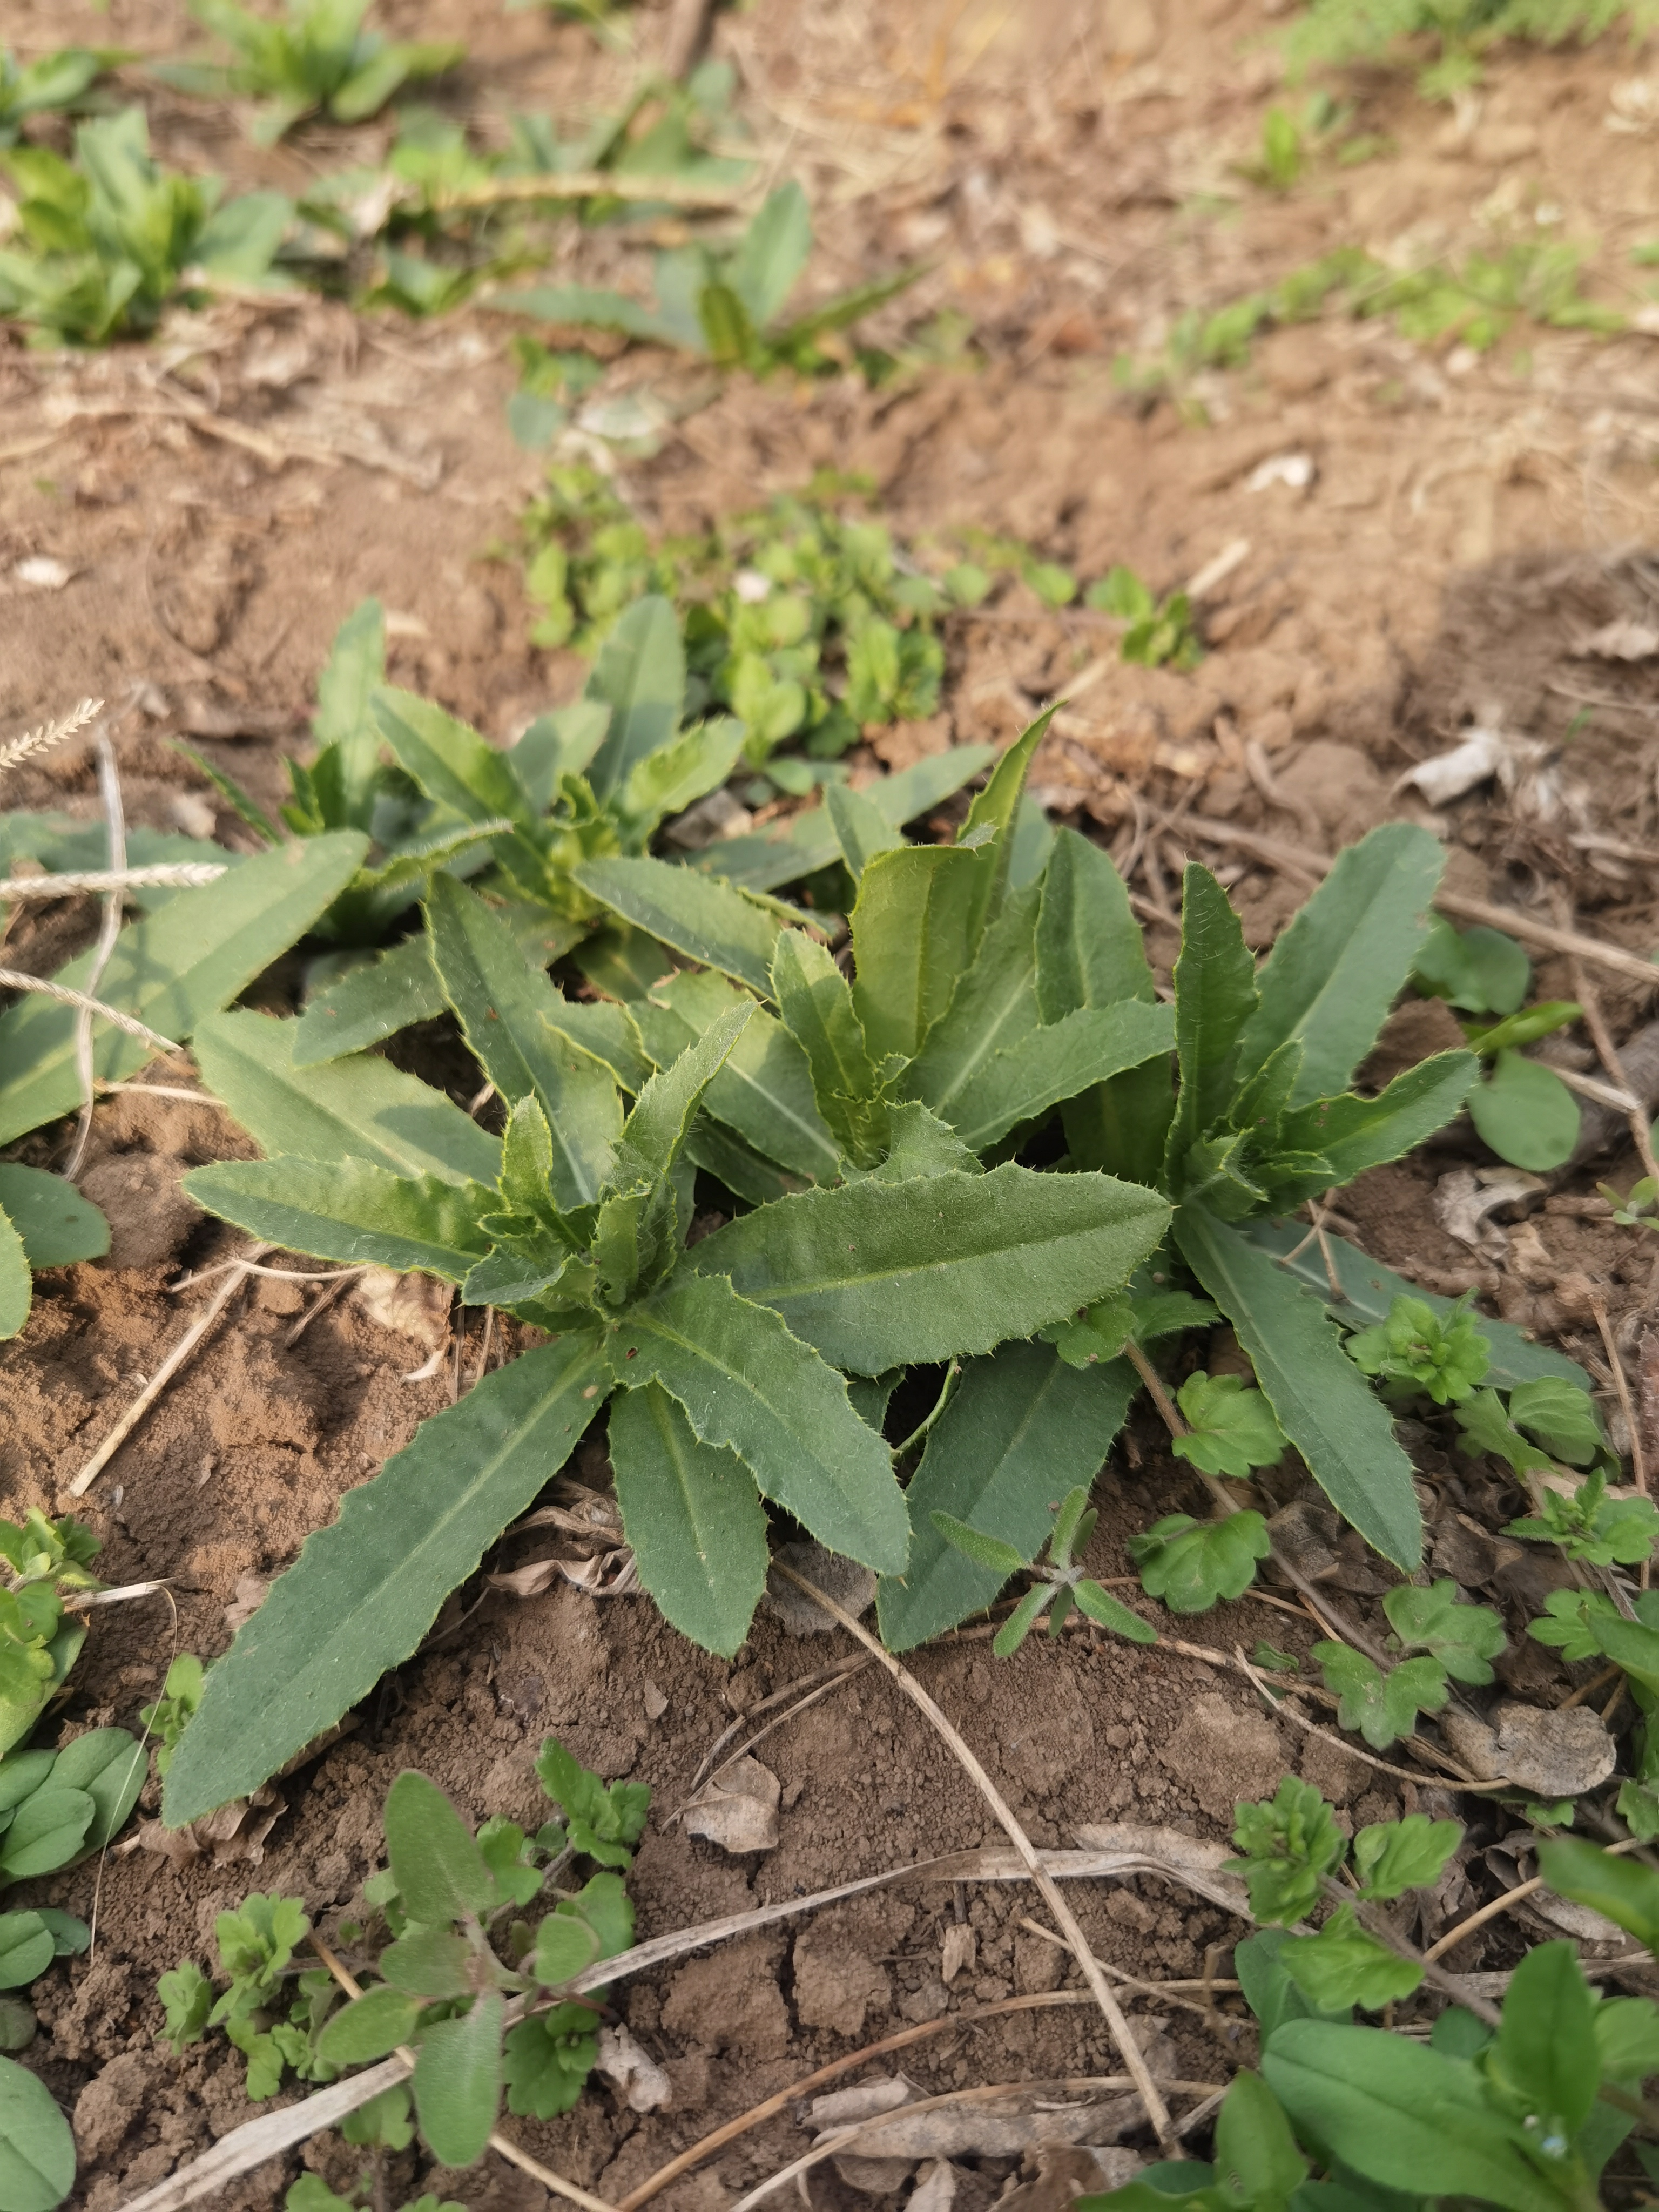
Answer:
[
  {"xmin": 0, "ymin": 47, "xmax": 116, "ymax": 145},
  {"xmin": 1087, "ymin": 565, "xmax": 1203, "ymax": 669},
  {"xmin": 139, "ymin": 1654, "xmax": 205, "ymax": 1776},
  {"xmin": 934, "ymin": 1484, "xmax": 1158, "ymax": 1654},
  {"xmin": 1170, "ymin": 1372, "xmax": 1287, "ymax": 1479},
  {"xmin": 1506, "ymin": 1464, "xmax": 1659, "ymax": 1564},
  {"xmin": 1602, "ymin": 1175, "xmax": 1659, "ymax": 1230},
  {"xmin": 1128, "ymin": 1509, "xmax": 1271, "ymax": 1614},
  {"xmin": 157, "ymin": 0, "xmax": 463, "ymax": 145},
  {"xmin": 1344, "ymin": 1291, "xmax": 1490, "ymax": 1404},
  {"xmin": 1456, "ymin": 1374, "xmax": 1609, "ymax": 1475}
]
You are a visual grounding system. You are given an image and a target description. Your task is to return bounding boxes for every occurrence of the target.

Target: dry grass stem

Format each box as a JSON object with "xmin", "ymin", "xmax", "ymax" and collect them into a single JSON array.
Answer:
[
  {"xmin": 0, "ymin": 968, "xmax": 179, "ymax": 1052},
  {"xmin": 771, "ymin": 1562, "xmax": 1175, "ymax": 2149},
  {"xmin": 0, "ymin": 862, "xmax": 226, "ymax": 900}
]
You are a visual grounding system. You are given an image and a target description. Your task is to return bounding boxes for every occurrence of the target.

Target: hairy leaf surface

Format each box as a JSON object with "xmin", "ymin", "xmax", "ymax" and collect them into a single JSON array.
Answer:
[
  {"xmin": 572, "ymin": 856, "xmax": 783, "ymax": 996},
  {"xmin": 850, "ymin": 845, "xmax": 984, "ymax": 1065},
  {"xmin": 183, "ymin": 1158, "xmax": 494, "ymax": 1280},
  {"xmin": 609, "ymin": 1381, "xmax": 770, "ymax": 1655}
]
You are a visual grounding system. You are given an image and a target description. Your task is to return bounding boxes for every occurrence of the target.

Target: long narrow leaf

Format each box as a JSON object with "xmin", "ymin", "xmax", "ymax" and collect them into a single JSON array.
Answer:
[
  {"xmin": 1175, "ymin": 1205, "xmax": 1421, "ymax": 1569},
  {"xmin": 850, "ymin": 845, "xmax": 983, "ymax": 1064},
  {"xmin": 572, "ymin": 856, "xmax": 783, "ymax": 997},
  {"xmin": 584, "ymin": 596, "xmax": 686, "ymax": 803},
  {"xmin": 608, "ymin": 1382, "xmax": 771, "ymax": 1657},
  {"xmin": 192, "ymin": 1008, "xmax": 501, "ymax": 1186},
  {"xmin": 1274, "ymin": 1050, "xmax": 1478, "ymax": 1189},
  {"xmin": 1166, "ymin": 863, "xmax": 1258, "ymax": 1177},
  {"xmin": 163, "ymin": 1336, "xmax": 608, "ymax": 1822},
  {"xmin": 691, "ymin": 1163, "xmax": 1170, "ymax": 1372},
  {"xmin": 633, "ymin": 969, "xmax": 839, "ymax": 1183},
  {"xmin": 928, "ymin": 1000, "xmax": 1176, "ymax": 1153},
  {"xmin": 184, "ymin": 1157, "xmax": 494, "ymax": 1280},
  {"xmin": 610, "ymin": 1271, "xmax": 909, "ymax": 1573}
]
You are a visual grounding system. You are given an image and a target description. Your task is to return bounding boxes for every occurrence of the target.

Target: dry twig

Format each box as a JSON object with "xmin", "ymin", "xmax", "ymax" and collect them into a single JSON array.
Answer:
[
  {"xmin": 0, "ymin": 969, "xmax": 178, "ymax": 1053},
  {"xmin": 0, "ymin": 697, "xmax": 102, "ymax": 778}
]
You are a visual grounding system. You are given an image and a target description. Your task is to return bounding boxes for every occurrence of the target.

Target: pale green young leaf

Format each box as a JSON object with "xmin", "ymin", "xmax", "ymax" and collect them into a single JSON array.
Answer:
[
  {"xmin": 426, "ymin": 876, "xmax": 620, "ymax": 1209},
  {"xmin": 1166, "ymin": 864, "xmax": 1258, "ymax": 1176},
  {"xmin": 770, "ymin": 929, "xmax": 881, "ymax": 1162},
  {"xmin": 1226, "ymin": 1776, "xmax": 1347, "ymax": 1925},
  {"xmin": 1508, "ymin": 1377, "xmax": 1605, "ymax": 1466},
  {"xmin": 312, "ymin": 596, "xmax": 385, "ymax": 822},
  {"xmin": 691, "ymin": 1163, "xmax": 1171, "ymax": 1373},
  {"xmin": 1239, "ymin": 823, "xmax": 1444, "ymax": 1107},
  {"xmin": 879, "ymin": 1347, "xmax": 1136, "ymax": 1650},
  {"xmin": 1274, "ymin": 1050, "xmax": 1478, "ymax": 1188},
  {"xmin": 902, "ymin": 885, "xmax": 1042, "ymax": 1130},
  {"xmin": 1035, "ymin": 825, "xmax": 1152, "ymax": 1021},
  {"xmin": 583, "ymin": 595, "xmax": 685, "ymax": 802},
  {"xmin": 1262, "ymin": 2022, "xmax": 1569, "ymax": 2212},
  {"xmin": 825, "ymin": 781, "xmax": 905, "ymax": 880},
  {"xmin": 413, "ymin": 1989, "xmax": 503, "ymax": 2170},
  {"xmin": 385, "ymin": 1770, "xmax": 494, "ymax": 1927},
  {"xmin": 572, "ymin": 856, "xmax": 783, "ymax": 997},
  {"xmin": 850, "ymin": 844, "xmax": 985, "ymax": 1064},
  {"xmin": 162, "ymin": 1336, "xmax": 608, "ymax": 1823},
  {"xmin": 862, "ymin": 1101, "xmax": 979, "ymax": 1181},
  {"xmin": 929, "ymin": 1001, "xmax": 1178, "ymax": 1154},
  {"xmin": 544, "ymin": 995, "xmax": 651, "ymax": 1095},
  {"xmin": 315, "ymin": 1984, "xmax": 422, "ymax": 2069},
  {"xmin": 1455, "ymin": 1387, "xmax": 1552, "ymax": 1476},
  {"xmin": 609, "ymin": 1382, "xmax": 770, "ymax": 1657},
  {"xmin": 1467, "ymin": 1050, "xmax": 1580, "ymax": 1171},
  {"xmin": 1212, "ymin": 2071, "xmax": 1309, "ymax": 2204},
  {"xmin": 1382, "ymin": 1580, "xmax": 1506, "ymax": 1685},
  {"xmin": 192, "ymin": 1009, "xmax": 501, "ymax": 1187},
  {"xmin": 373, "ymin": 689, "xmax": 544, "ymax": 889},
  {"xmin": 591, "ymin": 1181, "xmax": 679, "ymax": 1309},
  {"xmin": 0, "ymin": 832, "xmax": 369, "ymax": 1145},
  {"xmin": 183, "ymin": 1158, "xmax": 493, "ymax": 1281},
  {"xmin": 1351, "ymin": 1813, "xmax": 1461, "ymax": 1901},
  {"xmin": 693, "ymin": 744, "xmax": 994, "ymax": 893},
  {"xmin": 955, "ymin": 708, "xmax": 1054, "ymax": 954},
  {"xmin": 929, "ymin": 1513, "xmax": 1027, "ymax": 1576},
  {"xmin": 1175, "ymin": 1208, "xmax": 1422, "ymax": 1570},
  {"xmin": 608, "ymin": 1271, "xmax": 909, "ymax": 1574},
  {"xmin": 1071, "ymin": 1580, "xmax": 1158, "ymax": 1642},
  {"xmin": 616, "ymin": 717, "xmax": 744, "ymax": 846},
  {"xmin": 1280, "ymin": 1905, "xmax": 1422, "ymax": 2013}
]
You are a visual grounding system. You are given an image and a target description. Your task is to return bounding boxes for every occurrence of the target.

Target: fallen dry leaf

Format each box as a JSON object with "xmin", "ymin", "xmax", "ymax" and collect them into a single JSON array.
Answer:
[
  {"xmin": 811, "ymin": 2078, "xmax": 918, "ymax": 2130},
  {"xmin": 353, "ymin": 1266, "xmax": 453, "ymax": 1352},
  {"xmin": 908, "ymin": 2161, "xmax": 957, "ymax": 2212},
  {"xmin": 1442, "ymin": 1703, "xmax": 1615, "ymax": 1798},
  {"xmin": 1572, "ymin": 617, "xmax": 1659, "ymax": 661},
  {"xmin": 597, "ymin": 2023, "xmax": 672, "ymax": 2113},
  {"xmin": 941, "ymin": 1924, "xmax": 976, "ymax": 1984},
  {"xmin": 683, "ymin": 1754, "xmax": 780, "ymax": 1852}
]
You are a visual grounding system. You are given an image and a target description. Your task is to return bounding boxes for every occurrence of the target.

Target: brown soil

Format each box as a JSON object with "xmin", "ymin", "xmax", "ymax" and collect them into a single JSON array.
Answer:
[{"xmin": 4, "ymin": 0, "xmax": 1659, "ymax": 2203}]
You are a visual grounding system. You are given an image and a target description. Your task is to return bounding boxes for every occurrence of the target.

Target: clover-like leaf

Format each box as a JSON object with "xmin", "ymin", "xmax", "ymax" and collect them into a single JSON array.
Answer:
[
  {"xmin": 1127, "ymin": 1509, "xmax": 1270, "ymax": 1614},
  {"xmin": 1279, "ymin": 1904, "xmax": 1422, "ymax": 2012},
  {"xmin": 1313, "ymin": 1643, "xmax": 1448, "ymax": 1750},
  {"xmin": 1170, "ymin": 1372, "xmax": 1286, "ymax": 1481},
  {"xmin": 1381, "ymin": 1580, "xmax": 1505, "ymax": 1686},
  {"xmin": 1352, "ymin": 1813, "xmax": 1461, "ymax": 1901},
  {"xmin": 1527, "ymin": 1588, "xmax": 1619, "ymax": 1663},
  {"xmin": 1225, "ymin": 1776, "xmax": 1346, "ymax": 1926}
]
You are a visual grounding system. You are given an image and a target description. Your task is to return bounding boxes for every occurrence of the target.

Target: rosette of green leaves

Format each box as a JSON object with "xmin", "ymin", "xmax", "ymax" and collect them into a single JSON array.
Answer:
[
  {"xmin": 0, "ymin": 107, "xmax": 292, "ymax": 344},
  {"xmin": 157, "ymin": 0, "xmax": 462, "ymax": 145},
  {"xmin": 0, "ymin": 46, "xmax": 117, "ymax": 146},
  {"xmin": 1344, "ymin": 1290, "xmax": 1490, "ymax": 1403},
  {"xmin": 0, "ymin": 1514, "xmax": 102, "ymax": 1758},
  {"xmin": 930, "ymin": 1483, "xmax": 1157, "ymax": 1655}
]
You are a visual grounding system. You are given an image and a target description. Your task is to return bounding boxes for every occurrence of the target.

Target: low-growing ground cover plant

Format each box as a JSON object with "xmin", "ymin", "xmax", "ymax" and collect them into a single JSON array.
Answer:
[
  {"xmin": 159, "ymin": 1745, "xmax": 644, "ymax": 2170},
  {"xmin": 157, "ymin": 0, "xmax": 463, "ymax": 145},
  {"xmin": 0, "ymin": 106, "xmax": 293, "ymax": 343},
  {"xmin": 1280, "ymin": 0, "xmax": 1659, "ymax": 99},
  {"xmin": 0, "ymin": 47, "xmax": 117, "ymax": 146}
]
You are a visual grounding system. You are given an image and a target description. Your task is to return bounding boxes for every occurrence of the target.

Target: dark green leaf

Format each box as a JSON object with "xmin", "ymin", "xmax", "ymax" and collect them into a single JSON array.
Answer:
[
  {"xmin": 293, "ymin": 935, "xmax": 448, "ymax": 1064},
  {"xmin": 635, "ymin": 969, "xmax": 839, "ymax": 1184},
  {"xmin": 693, "ymin": 1164, "xmax": 1171, "ymax": 1374},
  {"xmin": 191, "ymin": 1009, "xmax": 502, "ymax": 1186},
  {"xmin": 1167, "ymin": 864, "xmax": 1258, "ymax": 1174},
  {"xmin": 0, "ymin": 833, "xmax": 369, "ymax": 1145},
  {"xmin": 932, "ymin": 1001, "xmax": 1177, "ymax": 1155},
  {"xmin": 50, "ymin": 1728, "xmax": 144, "ymax": 1852},
  {"xmin": 412, "ymin": 1988, "xmax": 503, "ymax": 2169},
  {"xmin": 849, "ymin": 844, "xmax": 985, "ymax": 1064},
  {"xmin": 825, "ymin": 782, "xmax": 905, "ymax": 879},
  {"xmin": 0, "ymin": 1918, "xmax": 52, "ymax": 1992},
  {"xmin": 609, "ymin": 1382, "xmax": 770, "ymax": 1657},
  {"xmin": 426, "ymin": 878, "xmax": 619, "ymax": 1209},
  {"xmin": 572, "ymin": 856, "xmax": 784, "ymax": 997},
  {"xmin": 1508, "ymin": 1377, "xmax": 1604, "ymax": 1466},
  {"xmin": 1274, "ymin": 1051, "xmax": 1478, "ymax": 1188},
  {"xmin": 1035, "ymin": 825, "xmax": 1152, "ymax": 1021},
  {"xmin": 162, "ymin": 1337, "xmax": 607, "ymax": 1823},
  {"xmin": 1486, "ymin": 1940, "xmax": 1597, "ymax": 2137},
  {"xmin": 373, "ymin": 690, "xmax": 543, "ymax": 887},
  {"xmin": 0, "ymin": 1791, "xmax": 93, "ymax": 1881},
  {"xmin": 0, "ymin": 1166, "xmax": 106, "ymax": 1269},
  {"xmin": 0, "ymin": 1212, "xmax": 26, "ymax": 1346},
  {"xmin": 609, "ymin": 1272, "xmax": 908, "ymax": 1574},
  {"xmin": 1212, "ymin": 2070, "xmax": 1308, "ymax": 2205},
  {"xmin": 1238, "ymin": 823, "xmax": 1443, "ymax": 1107},
  {"xmin": 1175, "ymin": 1208, "xmax": 1422, "ymax": 1570},
  {"xmin": 183, "ymin": 1157, "xmax": 493, "ymax": 1281}
]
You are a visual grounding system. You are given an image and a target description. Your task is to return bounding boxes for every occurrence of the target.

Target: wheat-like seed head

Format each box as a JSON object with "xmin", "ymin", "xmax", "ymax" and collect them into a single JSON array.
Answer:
[{"xmin": 0, "ymin": 697, "xmax": 104, "ymax": 781}]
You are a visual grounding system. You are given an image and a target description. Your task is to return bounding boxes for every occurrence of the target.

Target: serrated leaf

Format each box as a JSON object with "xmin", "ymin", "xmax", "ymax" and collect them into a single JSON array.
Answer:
[
  {"xmin": 1314, "ymin": 1642, "xmax": 1447, "ymax": 1749},
  {"xmin": 879, "ymin": 1345, "xmax": 1136, "ymax": 1649},
  {"xmin": 863, "ymin": 1101, "xmax": 979, "ymax": 1181},
  {"xmin": 572, "ymin": 855, "xmax": 783, "ymax": 996},
  {"xmin": 1239, "ymin": 824, "xmax": 1444, "ymax": 1107},
  {"xmin": 1166, "ymin": 864, "xmax": 1258, "ymax": 1175},
  {"xmin": 0, "ymin": 832, "xmax": 369, "ymax": 1145},
  {"xmin": 610, "ymin": 1000, "xmax": 753, "ymax": 1194},
  {"xmin": 1128, "ymin": 1510, "xmax": 1271, "ymax": 1614},
  {"xmin": 956, "ymin": 710, "xmax": 1053, "ymax": 954},
  {"xmin": 0, "ymin": 1166, "xmax": 107, "ymax": 1270},
  {"xmin": 693, "ymin": 745, "xmax": 994, "ymax": 892},
  {"xmin": 1508, "ymin": 1377, "xmax": 1604, "ymax": 1466},
  {"xmin": 192, "ymin": 1009, "xmax": 501, "ymax": 1186},
  {"xmin": 1036, "ymin": 825, "xmax": 1152, "ymax": 1022},
  {"xmin": 1279, "ymin": 1905, "xmax": 1422, "ymax": 2013},
  {"xmin": 932, "ymin": 1001, "xmax": 1178, "ymax": 1154},
  {"xmin": 584, "ymin": 596, "xmax": 687, "ymax": 802},
  {"xmin": 825, "ymin": 781, "xmax": 905, "ymax": 880},
  {"xmin": 413, "ymin": 1988, "xmax": 503, "ymax": 2170},
  {"xmin": 1382, "ymin": 1580, "xmax": 1506, "ymax": 1685},
  {"xmin": 1352, "ymin": 1813, "xmax": 1461, "ymax": 1901},
  {"xmin": 609, "ymin": 1382, "xmax": 768, "ymax": 1657},
  {"xmin": 1175, "ymin": 1208, "xmax": 1422, "ymax": 1571},
  {"xmin": 692, "ymin": 1163, "xmax": 1171, "ymax": 1373},
  {"xmin": 848, "ymin": 844, "xmax": 985, "ymax": 1066},
  {"xmin": 770, "ymin": 930, "xmax": 881, "ymax": 1164},
  {"xmin": 609, "ymin": 1272, "xmax": 908, "ymax": 1574},
  {"xmin": 426, "ymin": 878, "xmax": 619, "ymax": 1209},
  {"xmin": 616, "ymin": 716, "xmax": 744, "ymax": 845},
  {"xmin": 162, "ymin": 1336, "xmax": 607, "ymax": 1823},
  {"xmin": 1272, "ymin": 1051, "xmax": 1478, "ymax": 1190},
  {"xmin": 635, "ymin": 969, "xmax": 839, "ymax": 1183},
  {"xmin": 183, "ymin": 1158, "xmax": 493, "ymax": 1280}
]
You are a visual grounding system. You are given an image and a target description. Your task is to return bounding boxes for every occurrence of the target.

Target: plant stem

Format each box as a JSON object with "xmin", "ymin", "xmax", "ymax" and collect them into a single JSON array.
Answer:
[{"xmin": 889, "ymin": 1358, "xmax": 960, "ymax": 1460}]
